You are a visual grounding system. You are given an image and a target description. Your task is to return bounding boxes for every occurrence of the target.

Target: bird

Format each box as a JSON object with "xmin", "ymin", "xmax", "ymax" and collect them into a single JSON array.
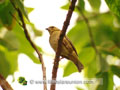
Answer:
[{"xmin": 46, "ymin": 26, "xmax": 83, "ymax": 72}]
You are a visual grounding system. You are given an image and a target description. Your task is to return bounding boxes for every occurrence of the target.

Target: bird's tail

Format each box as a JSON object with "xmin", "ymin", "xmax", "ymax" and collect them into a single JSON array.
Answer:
[
  {"xmin": 75, "ymin": 60, "xmax": 84, "ymax": 72},
  {"xmin": 70, "ymin": 55, "xmax": 84, "ymax": 72}
]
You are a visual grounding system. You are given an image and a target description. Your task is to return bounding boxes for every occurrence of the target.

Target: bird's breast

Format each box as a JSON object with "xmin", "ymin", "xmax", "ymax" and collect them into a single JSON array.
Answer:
[
  {"xmin": 49, "ymin": 31, "xmax": 70, "ymax": 58},
  {"xmin": 49, "ymin": 31, "xmax": 60, "ymax": 52}
]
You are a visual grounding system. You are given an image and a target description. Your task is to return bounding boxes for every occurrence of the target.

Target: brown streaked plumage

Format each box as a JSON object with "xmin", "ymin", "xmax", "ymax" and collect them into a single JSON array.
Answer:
[{"xmin": 46, "ymin": 26, "xmax": 83, "ymax": 72}]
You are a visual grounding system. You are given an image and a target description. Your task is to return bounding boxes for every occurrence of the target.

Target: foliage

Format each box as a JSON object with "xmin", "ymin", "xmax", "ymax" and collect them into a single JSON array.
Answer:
[
  {"xmin": 0, "ymin": 0, "xmax": 42, "ymax": 78},
  {"xmin": 62, "ymin": 0, "xmax": 120, "ymax": 90},
  {"xmin": 0, "ymin": 0, "xmax": 120, "ymax": 90},
  {"xmin": 88, "ymin": 0, "xmax": 101, "ymax": 11},
  {"xmin": 105, "ymin": 0, "xmax": 120, "ymax": 17}
]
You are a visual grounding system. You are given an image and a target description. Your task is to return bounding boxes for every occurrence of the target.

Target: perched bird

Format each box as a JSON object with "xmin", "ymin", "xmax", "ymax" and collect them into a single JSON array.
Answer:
[{"xmin": 46, "ymin": 26, "xmax": 83, "ymax": 72}]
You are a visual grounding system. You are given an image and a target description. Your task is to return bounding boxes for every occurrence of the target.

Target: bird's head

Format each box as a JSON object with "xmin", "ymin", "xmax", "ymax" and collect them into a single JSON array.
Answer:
[{"xmin": 46, "ymin": 26, "xmax": 60, "ymax": 34}]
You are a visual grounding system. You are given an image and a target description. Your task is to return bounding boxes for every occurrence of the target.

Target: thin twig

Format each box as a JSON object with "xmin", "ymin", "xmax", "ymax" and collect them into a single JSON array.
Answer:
[
  {"xmin": 0, "ymin": 74, "xmax": 13, "ymax": 90},
  {"xmin": 9, "ymin": 12, "xmax": 22, "ymax": 27},
  {"xmin": 77, "ymin": 8, "xmax": 111, "ymax": 72},
  {"xmin": 77, "ymin": 7, "xmax": 98, "ymax": 54},
  {"xmin": 50, "ymin": 0, "xmax": 77, "ymax": 90},
  {"xmin": 17, "ymin": 9, "xmax": 47, "ymax": 90},
  {"xmin": 77, "ymin": 11, "xmax": 110, "ymax": 22},
  {"xmin": 77, "ymin": 7, "xmax": 102, "ymax": 62},
  {"xmin": 10, "ymin": 1, "xmax": 47, "ymax": 90},
  {"xmin": 77, "ymin": 7, "xmax": 104, "ymax": 71}
]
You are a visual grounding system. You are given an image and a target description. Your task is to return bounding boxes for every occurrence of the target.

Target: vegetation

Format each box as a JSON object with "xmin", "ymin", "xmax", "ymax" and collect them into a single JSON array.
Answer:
[{"xmin": 0, "ymin": 0, "xmax": 120, "ymax": 90}]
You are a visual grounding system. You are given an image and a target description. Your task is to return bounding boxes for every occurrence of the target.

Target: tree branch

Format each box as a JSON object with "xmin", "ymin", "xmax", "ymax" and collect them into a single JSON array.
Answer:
[
  {"xmin": 10, "ymin": 1, "xmax": 47, "ymax": 90},
  {"xmin": 17, "ymin": 9, "xmax": 47, "ymax": 90},
  {"xmin": 50, "ymin": 0, "xmax": 77, "ymax": 90},
  {"xmin": 77, "ymin": 7, "xmax": 102, "ymax": 61},
  {"xmin": 0, "ymin": 74, "xmax": 13, "ymax": 90},
  {"xmin": 9, "ymin": 12, "xmax": 22, "ymax": 27},
  {"xmin": 77, "ymin": 7, "xmax": 99, "ymax": 54},
  {"xmin": 77, "ymin": 11, "xmax": 110, "ymax": 22},
  {"xmin": 77, "ymin": 7, "xmax": 106, "ymax": 71}
]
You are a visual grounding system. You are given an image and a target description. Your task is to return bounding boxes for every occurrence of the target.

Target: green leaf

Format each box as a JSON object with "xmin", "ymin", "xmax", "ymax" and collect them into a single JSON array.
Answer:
[
  {"xmin": 96, "ymin": 72, "xmax": 114, "ymax": 90},
  {"xmin": 84, "ymin": 57, "xmax": 98, "ymax": 78},
  {"xmin": 26, "ymin": 7, "xmax": 34, "ymax": 14},
  {"xmin": 93, "ymin": 24, "xmax": 115, "ymax": 46},
  {"xmin": 13, "ymin": 23, "xmax": 40, "ymax": 63},
  {"xmin": 77, "ymin": 0, "xmax": 85, "ymax": 11},
  {"xmin": 63, "ymin": 47, "xmax": 95, "ymax": 77},
  {"xmin": 94, "ymin": 26, "xmax": 120, "ymax": 58},
  {"xmin": 0, "ymin": 30, "xmax": 19, "ymax": 51},
  {"xmin": 111, "ymin": 65, "xmax": 120, "ymax": 78},
  {"xmin": 0, "ymin": 30, "xmax": 18, "ymax": 78},
  {"xmin": 5, "ymin": 50, "xmax": 18, "ymax": 75},
  {"xmin": 88, "ymin": 0, "xmax": 101, "ymax": 11},
  {"xmin": 61, "ymin": 1, "xmax": 78, "ymax": 12},
  {"xmin": 63, "ymin": 61, "xmax": 78, "ymax": 77},
  {"xmin": 0, "ymin": 46, "xmax": 18, "ymax": 78},
  {"xmin": 89, "ymin": 13, "xmax": 120, "ymax": 58},
  {"xmin": 105, "ymin": 0, "xmax": 120, "ymax": 17},
  {"xmin": 67, "ymin": 21, "xmax": 89, "ymax": 52},
  {"xmin": 34, "ymin": 29, "xmax": 43, "ymax": 37},
  {"xmin": 61, "ymin": 3, "xmax": 70, "ymax": 10},
  {"xmin": 98, "ymin": 54, "xmax": 109, "ymax": 72},
  {"xmin": 63, "ymin": 22, "xmax": 92, "ymax": 77},
  {"xmin": 100, "ymin": 42, "xmax": 120, "ymax": 59},
  {"xmin": 0, "ymin": 23, "xmax": 2, "ymax": 28},
  {"xmin": 110, "ymin": 47, "xmax": 120, "ymax": 58},
  {"xmin": 0, "ymin": 0, "xmax": 9, "ymax": 10},
  {"xmin": 0, "ymin": 1, "xmax": 15, "ymax": 29},
  {"xmin": 0, "ymin": 21, "xmax": 42, "ymax": 77},
  {"xmin": 114, "ymin": 30, "xmax": 120, "ymax": 48},
  {"xmin": 78, "ymin": 47, "xmax": 95, "ymax": 66},
  {"xmin": 0, "ymin": 50, "xmax": 10, "ymax": 78},
  {"xmin": 12, "ymin": 0, "xmax": 29, "ymax": 20},
  {"xmin": 27, "ymin": 22, "xmax": 43, "ymax": 37}
]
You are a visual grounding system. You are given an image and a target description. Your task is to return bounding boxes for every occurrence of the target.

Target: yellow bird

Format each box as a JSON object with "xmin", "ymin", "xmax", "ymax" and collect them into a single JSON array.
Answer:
[{"xmin": 46, "ymin": 26, "xmax": 83, "ymax": 72}]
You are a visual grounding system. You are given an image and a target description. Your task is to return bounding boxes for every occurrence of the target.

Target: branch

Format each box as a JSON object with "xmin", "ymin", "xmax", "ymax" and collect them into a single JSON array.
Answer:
[
  {"xmin": 50, "ymin": 0, "xmax": 77, "ymax": 90},
  {"xmin": 0, "ymin": 74, "xmax": 13, "ymax": 90},
  {"xmin": 18, "ymin": 10, "xmax": 47, "ymax": 90},
  {"xmin": 77, "ymin": 11, "xmax": 110, "ymax": 22},
  {"xmin": 77, "ymin": 7, "xmax": 105, "ymax": 71},
  {"xmin": 9, "ymin": 12, "xmax": 22, "ymax": 27},
  {"xmin": 77, "ymin": 7, "xmax": 102, "ymax": 59},
  {"xmin": 77, "ymin": 7, "xmax": 98, "ymax": 54},
  {"xmin": 10, "ymin": 1, "xmax": 47, "ymax": 90}
]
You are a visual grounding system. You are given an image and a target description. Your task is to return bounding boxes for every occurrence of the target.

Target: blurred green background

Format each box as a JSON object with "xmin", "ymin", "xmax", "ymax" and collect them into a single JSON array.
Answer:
[{"xmin": 0, "ymin": 0, "xmax": 120, "ymax": 90}]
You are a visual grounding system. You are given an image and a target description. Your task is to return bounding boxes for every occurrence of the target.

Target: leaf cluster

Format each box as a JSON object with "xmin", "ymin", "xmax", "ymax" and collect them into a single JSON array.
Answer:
[
  {"xmin": 62, "ymin": 0, "xmax": 120, "ymax": 90},
  {"xmin": 0, "ymin": 0, "xmax": 42, "ymax": 78}
]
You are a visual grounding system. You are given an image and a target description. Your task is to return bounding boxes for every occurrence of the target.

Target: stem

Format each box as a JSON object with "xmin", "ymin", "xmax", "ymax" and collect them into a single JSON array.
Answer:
[
  {"xmin": 77, "ymin": 7, "xmax": 99, "ymax": 54},
  {"xmin": 0, "ymin": 74, "xmax": 13, "ymax": 90},
  {"xmin": 10, "ymin": 1, "xmax": 47, "ymax": 90},
  {"xmin": 50, "ymin": 0, "xmax": 77, "ymax": 90}
]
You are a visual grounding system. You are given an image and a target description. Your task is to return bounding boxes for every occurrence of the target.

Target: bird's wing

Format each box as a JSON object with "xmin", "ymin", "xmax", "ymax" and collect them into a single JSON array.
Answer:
[{"xmin": 62, "ymin": 36, "xmax": 78, "ymax": 56}]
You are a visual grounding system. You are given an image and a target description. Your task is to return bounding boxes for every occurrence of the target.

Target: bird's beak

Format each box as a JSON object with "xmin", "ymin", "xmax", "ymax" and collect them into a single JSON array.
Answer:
[{"xmin": 46, "ymin": 28, "xmax": 49, "ymax": 30}]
